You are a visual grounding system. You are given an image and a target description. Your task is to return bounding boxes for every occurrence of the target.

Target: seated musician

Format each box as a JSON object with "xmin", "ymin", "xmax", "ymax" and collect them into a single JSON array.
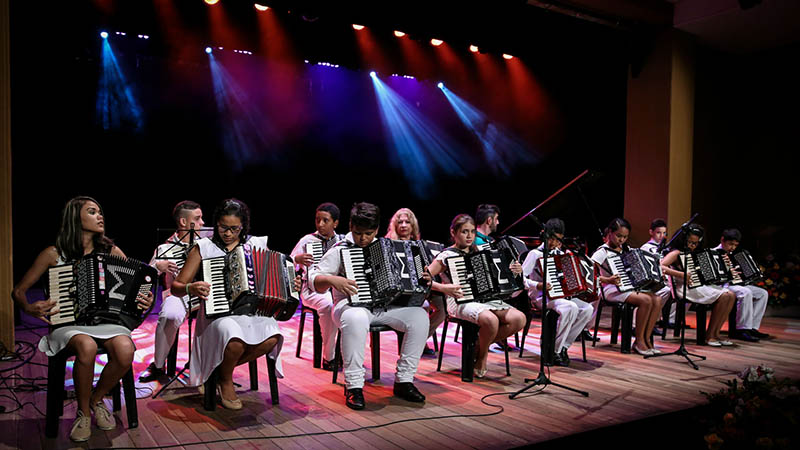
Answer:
[
  {"xmin": 289, "ymin": 202, "xmax": 345, "ymax": 370},
  {"xmin": 140, "ymin": 200, "xmax": 205, "ymax": 382},
  {"xmin": 426, "ymin": 214, "xmax": 526, "ymax": 378},
  {"xmin": 12, "ymin": 196, "xmax": 154, "ymax": 442},
  {"xmin": 385, "ymin": 208, "xmax": 459, "ymax": 356},
  {"xmin": 309, "ymin": 202, "xmax": 429, "ymax": 410},
  {"xmin": 659, "ymin": 225, "xmax": 737, "ymax": 347},
  {"xmin": 714, "ymin": 228, "xmax": 769, "ymax": 342},
  {"xmin": 640, "ymin": 218, "xmax": 680, "ymax": 329},
  {"xmin": 474, "ymin": 203, "xmax": 500, "ymax": 247},
  {"xmin": 172, "ymin": 198, "xmax": 296, "ymax": 410},
  {"xmin": 591, "ymin": 218, "xmax": 662, "ymax": 356},
  {"xmin": 521, "ymin": 218, "xmax": 594, "ymax": 367}
]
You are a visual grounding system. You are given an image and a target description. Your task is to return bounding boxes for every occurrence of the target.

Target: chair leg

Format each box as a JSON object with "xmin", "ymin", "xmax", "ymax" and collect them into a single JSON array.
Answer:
[
  {"xmin": 249, "ymin": 359, "xmax": 259, "ymax": 391},
  {"xmin": 610, "ymin": 305, "xmax": 621, "ymax": 345},
  {"xmin": 519, "ymin": 313, "xmax": 532, "ymax": 358},
  {"xmin": 514, "ymin": 332, "xmax": 519, "ymax": 349},
  {"xmin": 122, "ymin": 368, "xmax": 138, "ymax": 429},
  {"xmin": 112, "ymin": 380, "xmax": 122, "ymax": 412},
  {"xmin": 296, "ymin": 309, "xmax": 307, "ymax": 358},
  {"xmin": 674, "ymin": 300, "xmax": 684, "ymax": 338},
  {"xmin": 454, "ymin": 323, "xmax": 460, "ymax": 343},
  {"xmin": 621, "ymin": 304, "xmax": 633, "ymax": 354},
  {"xmin": 437, "ymin": 318, "xmax": 448, "ymax": 372},
  {"xmin": 370, "ymin": 331, "xmax": 380, "ymax": 382},
  {"xmin": 45, "ymin": 354, "xmax": 67, "ymax": 438},
  {"xmin": 696, "ymin": 306, "xmax": 708, "ymax": 345},
  {"xmin": 332, "ymin": 331, "xmax": 341, "ymax": 384},
  {"xmin": 592, "ymin": 301, "xmax": 605, "ymax": 347},
  {"xmin": 581, "ymin": 330, "xmax": 587, "ymax": 362},
  {"xmin": 461, "ymin": 323, "xmax": 476, "ymax": 382},
  {"xmin": 266, "ymin": 355, "xmax": 279, "ymax": 405},
  {"xmin": 504, "ymin": 338, "xmax": 510, "ymax": 376},
  {"xmin": 541, "ymin": 310, "xmax": 557, "ymax": 366},
  {"xmin": 203, "ymin": 368, "xmax": 218, "ymax": 411},
  {"xmin": 727, "ymin": 304, "xmax": 737, "ymax": 337},
  {"xmin": 396, "ymin": 331, "xmax": 405, "ymax": 354},
  {"xmin": 432, "ymin": 331, "xmax": 439, "ymax": 353},
  {"xmin": 312, "ymin": 311, "xmax": 323, "ymax": 368}
]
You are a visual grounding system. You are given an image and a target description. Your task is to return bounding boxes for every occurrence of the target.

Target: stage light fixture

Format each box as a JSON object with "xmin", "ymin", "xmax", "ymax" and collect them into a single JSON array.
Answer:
[
  {"xmin": 437, "ymin": 82, "xmax": 444, "ymax": 89},
  {"xmin": 370, "ymin": 71, "xmax": 377, "ymax": 78},
  {"xmin": 254, "ymin": 4, "xmax": 269, "ymax": 11},
  {"xmin": 503, "ymin": 54, "xmax": 514, "ymax": 60},
  {"xmin": 352, "ymin": 24, "xmax": 365, "ymax": 31},
  {"xmin": 205, "ymin": 0, "xmax": 220, "ymax": 5},
  {"xmin": 205, "ymin": 47, "xmax": 212, "ymax": 54},
  {"xmin": 394, "ymin": 31, "xmax": 406, "ymax": 38},
  {"xmin": 469, "ymin": 45, "xmax": 479, "ymax": 53},
  {"xmin": 100, "ymin": 31, "xmax": 108, "ymax": 39},
  {"xmin": 430, "ymin": 39, "xmax": 443, "ymax": 46}
]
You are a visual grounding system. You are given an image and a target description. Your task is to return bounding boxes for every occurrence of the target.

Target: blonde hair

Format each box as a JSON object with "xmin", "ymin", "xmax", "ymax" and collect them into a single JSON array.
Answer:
[{"xmin": 385, "ymin": 208, "xmax": 421, "ymax": 240}]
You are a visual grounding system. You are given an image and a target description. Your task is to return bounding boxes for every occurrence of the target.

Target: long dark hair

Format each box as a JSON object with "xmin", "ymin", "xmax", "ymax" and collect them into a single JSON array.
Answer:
[
  {"xmin": 211, "ymin": 198, "xmax": 251, "ymax": 247},
  {"xmin": 670, "ymin": 224, "xmax": 704, "ymax": 251},
  {"xmin": 450, "ymin": 213, "xmax": 478, "ymax": 252},
  {"xmin": 55, "ymin": 196, "xmax": 114, "ymax": 261}
]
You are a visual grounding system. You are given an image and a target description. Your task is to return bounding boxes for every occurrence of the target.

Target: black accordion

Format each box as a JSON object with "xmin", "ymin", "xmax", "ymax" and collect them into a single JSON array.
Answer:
[
  {"xmin": 717, "ymin": 248, "xmax": 763, "ymax": 285},
  {"xmin": 203, "ymin": 243, "xmax": 300, "ymax": 321},
  {"xmin": 446, "ymin": 248, "xmax": 523, "ymax": 304},
  {"xmin": 46, "ymin": 254, "xmax": 158, "ymax": 330},
  {"xmin": 342, "ymin": 237, "xmax": 406, "ymax": 309},
  {"xmin": 389, "ymin": 240, "xmax": 433, "ymax": 307},
  {"xmin": 607, "ymin": 249, "xmax": 664, "ymax": 292},
  {"xmin": 678, "ymin": 250, "xmax": 729, "ymax": 288}
]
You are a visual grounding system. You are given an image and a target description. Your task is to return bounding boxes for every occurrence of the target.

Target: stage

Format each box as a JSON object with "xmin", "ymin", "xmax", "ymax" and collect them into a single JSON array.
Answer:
[{"xmin": 2, "ymin": 304, "xmax": 799, "ymax": 450}]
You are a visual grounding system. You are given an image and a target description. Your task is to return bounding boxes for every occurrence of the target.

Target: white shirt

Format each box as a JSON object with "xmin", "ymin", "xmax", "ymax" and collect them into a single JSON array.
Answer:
[{"xmin": 308, "ymin": 232, "xmax": 376, "ymax": 304}]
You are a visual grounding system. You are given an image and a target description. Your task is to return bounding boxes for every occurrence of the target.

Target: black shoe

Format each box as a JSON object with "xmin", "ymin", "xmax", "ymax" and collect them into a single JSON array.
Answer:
[
  {"xmin": 422, "ymin": 345, "xmax": 436, "ymax": 356},
  {"xmin": 393, "ymin": 382, "xmax": 425, "ymax": 403},
  {"xmin": 652, "ymin": 327, "xmax": 665, "ymax": 337},
  {"xmin": 750, "ymin": 329, "xmax": 770, "ymax": 339},
  {"xmin": 559, "ymin": 349, "xmax": 571, "ymax": 367},
  {"xmin": 732, "ymin": 330, "xmax": 759, "ymax": 342},
  {"xmin": 321, "ymin": 359, "xmax": 334, "ymax": 371},
  {"xmin": 577, "ymin": 330, "xmax": 598, "ymax": 342},
  {"xmin": 345, "ymin": 388, "xmax": 365, "ymax": 410},
  {"xmin": 549, "ymin": 352, "xmax": 569, "ymax": 367},
  {"xmin": 138, "ymin": 362, "xmax": 166, "ymax": 383}
]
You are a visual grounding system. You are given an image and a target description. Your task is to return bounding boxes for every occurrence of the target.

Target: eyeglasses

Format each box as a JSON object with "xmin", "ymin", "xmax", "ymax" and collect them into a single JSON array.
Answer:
[{"xmin": 217, "ymin": 224, "xmax": 242, "ymax": 234}]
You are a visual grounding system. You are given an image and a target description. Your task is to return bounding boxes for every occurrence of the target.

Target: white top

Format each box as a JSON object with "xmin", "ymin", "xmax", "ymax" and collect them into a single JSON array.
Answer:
[
  {"xmin": 521, "ymin": 245, "xmax": 563, "ymax": 300},
  {"xmin": 291, "ymin": 232, "xmax": 345, "ymax": 283}
]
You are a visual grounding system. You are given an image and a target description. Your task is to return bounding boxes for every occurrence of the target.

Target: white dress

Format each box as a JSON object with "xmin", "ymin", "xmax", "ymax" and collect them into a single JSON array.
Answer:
[
  {"xmin": 38, "ymin": 254, "xmax": 132, "ymax": 357},
  {"xmin": 434, "ymin": 248, "xmax": 513, "ymax": 324},
  {"xmin": 189, "ymin": 236, "xmax": 284, "ymax": 386}
]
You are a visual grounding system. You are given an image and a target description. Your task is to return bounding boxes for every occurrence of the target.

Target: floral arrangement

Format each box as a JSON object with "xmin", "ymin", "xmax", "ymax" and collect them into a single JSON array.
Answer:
[
  {"xmin": 757, "ymin": 254, "xmax": 800, "ymax": 308},
  {"xmin": 700, "ymin": 365, "xmax": 799, "ymax": 449}
]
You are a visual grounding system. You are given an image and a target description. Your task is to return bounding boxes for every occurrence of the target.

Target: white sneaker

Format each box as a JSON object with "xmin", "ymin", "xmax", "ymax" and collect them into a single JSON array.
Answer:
[
  {"xmin": 92, "ymin": 401, "xmax": 116, "ymax": 431},
  {"xmin": 69, "ymin": 410, "xmax": 91, "ymax": 442}
]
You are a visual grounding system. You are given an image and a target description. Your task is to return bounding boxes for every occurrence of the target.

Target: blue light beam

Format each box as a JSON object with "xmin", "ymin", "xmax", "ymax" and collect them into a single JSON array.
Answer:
[
  {"xmin": 440, "ymin": 86, "xmax": 537, "ymax": 176},
  {"xmin": 207, "ymin": 52, "xmax": 278, "ymax": 171},
  {"xmin": 96, "ymin": 38, "xmax": 143, "ymax": 131},
  {"xmin": 370, "ymin": 75, "xmax": 468, "ymax": 198}
]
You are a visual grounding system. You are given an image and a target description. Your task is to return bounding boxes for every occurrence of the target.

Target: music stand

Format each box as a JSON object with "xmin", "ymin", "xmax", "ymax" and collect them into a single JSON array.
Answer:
[
  {"xmin": 645, "ymin": 218, "xmax": 705, "ymax": 369},
  {"xmin": 152, "ymin": 224, "xmax": 206, "ymax": 398},
  {"xmin": 510, "ymin": 217, "xmax": 589, "ymax": 399}
]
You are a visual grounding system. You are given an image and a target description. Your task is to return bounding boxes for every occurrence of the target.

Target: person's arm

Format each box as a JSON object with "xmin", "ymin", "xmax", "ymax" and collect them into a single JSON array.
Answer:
[
  {"xmin": 291, "ymin": 236, "xmax": 315, "ymax": 268},
  {"xmin": 172, "ymin": 245, "xmax": 208, "ymax": 299},
  {"xmin": 660, "ymin": 250, "xmax": 684, "ymax": 279},
  {"xmin": 307, "ymin": 246, "xmax": 358, "ymax": 296},
  {"xmin": 149, "ymin": 244, "xmax": 180, "ymax": 277},
  {"xmin": 11, "ymin": 246, "xmax": 60, "ymax": 323},
  {"xmin": 427, "ymin": 258, "xmax": 463, "ymax": 299},
  {"xmin": 591, "ymin": 248, "xmax": 621, "ymax": 286}
]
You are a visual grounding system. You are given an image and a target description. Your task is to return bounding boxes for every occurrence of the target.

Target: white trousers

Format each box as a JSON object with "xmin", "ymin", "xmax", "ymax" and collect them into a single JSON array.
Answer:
[
  {"xmin": 727, "ymin": 284, "xmax": 768, "ymax": 330},
  {"xmin": 332, "ymin": 300, "xmax": 429, "ymax": 389},
  {"xmin": 154, "ymin": 294, "xmax": 187, "ymax": 369},
  {"xmin": 533, "ymin": 297, "xmax": 593, "ymax": 352},
  {"xmin": 300, "ymin": 285, "xmax": 337, "ymax": 362}
]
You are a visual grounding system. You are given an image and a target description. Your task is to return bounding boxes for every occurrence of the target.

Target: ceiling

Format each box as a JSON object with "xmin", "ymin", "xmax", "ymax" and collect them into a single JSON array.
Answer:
[{"xmin": 527, "ymin": 0, "xmax": 800, "ymax": 53}]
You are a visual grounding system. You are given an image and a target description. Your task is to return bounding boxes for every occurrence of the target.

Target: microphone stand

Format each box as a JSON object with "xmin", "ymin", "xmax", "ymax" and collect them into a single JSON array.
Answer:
[
  {"xmin": 645, "ymin": 219, "xmax": 705, "ymax": 370},
  {"xmin": 154, "ymin": 223, "xmax": 200, "ymax": 398},
  {"xmin": 510, "ymin": 216, "xmax": 589, "ymax": 399}
]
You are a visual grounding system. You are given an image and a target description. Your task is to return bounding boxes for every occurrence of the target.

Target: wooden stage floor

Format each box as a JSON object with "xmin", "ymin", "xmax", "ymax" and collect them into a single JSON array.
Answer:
[{"xmin": 2, "ymin": 307, "xmax": 799, "ymax": 450}]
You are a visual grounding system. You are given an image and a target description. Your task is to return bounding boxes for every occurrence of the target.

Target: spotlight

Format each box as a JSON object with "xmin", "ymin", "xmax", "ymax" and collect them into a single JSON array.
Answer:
[
  {"xmin": 205, "ymin": 47, "xmax": 212, "ymax": 54},
  {"xmin": 205, "ymin": 0, "xmax": 220, "ymax": 5},
  {"xmin": 370, "ymin": 71, "xmax": 377, "ymax": 78},
  {"xmin": 430, "ymin": 39, "xmax": 443, "ymax": 47},
  {"xmin": 469, "ymin": 45, "xmax": 479, "ymax": 53},
  {"xmin": 100, "ymin": 31, "xmax": 108, "ymax": 39},
  {"xmin": 254, "ymin": 4, "xmax": 269, "ymax": 11},
  {"xmin": 394, "ymin": 31, "xmax": 406, "ymax": 38},
  {"xmin": 437, "ymin": 82, "xmax": 444, "ymax": 89},
  {"xmin": 352, "ymin": 24, "xmax": 365, "ymax": 31},
  {"xmin": 502, "ymin": 54, "xmax": 514, "ymax": 60}
]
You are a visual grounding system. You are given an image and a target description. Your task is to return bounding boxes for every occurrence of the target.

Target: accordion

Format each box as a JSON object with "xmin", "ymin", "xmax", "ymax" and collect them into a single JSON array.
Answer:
[
  {"xmin": 342, "ymin": 238, "xmax": 405, "ymax": 309},
  {"xmin": 158, "ymin": 242, "xmax": 202, "ymax": 311},
  {"xmin": 446, "ymin": 248, "xmax": 523, "ymax": 304},
  {"xmin": 607, "ymin": 249, "xmax": 664, "ymax": 292},
  {"xmin": 46, "ymin": 254, "xmax": 158, "ymax": 330},
  {"xmin": 389, "ymin": 240, "xmax": 433, "ymax": 307},
  {"xmin": 537, "ymin": 252, "xmax": 597, "ymax": 300},
  {"xmin": 202, "ymin": 243, "xmax": 300, "ymax": 321},
  {"xmin": 489, "ymin": 235, "xmax": 530, "ymax": 261},
  {"xmin": 678, "ymin": 250, "xmax": 728, "ymax": 289}
]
